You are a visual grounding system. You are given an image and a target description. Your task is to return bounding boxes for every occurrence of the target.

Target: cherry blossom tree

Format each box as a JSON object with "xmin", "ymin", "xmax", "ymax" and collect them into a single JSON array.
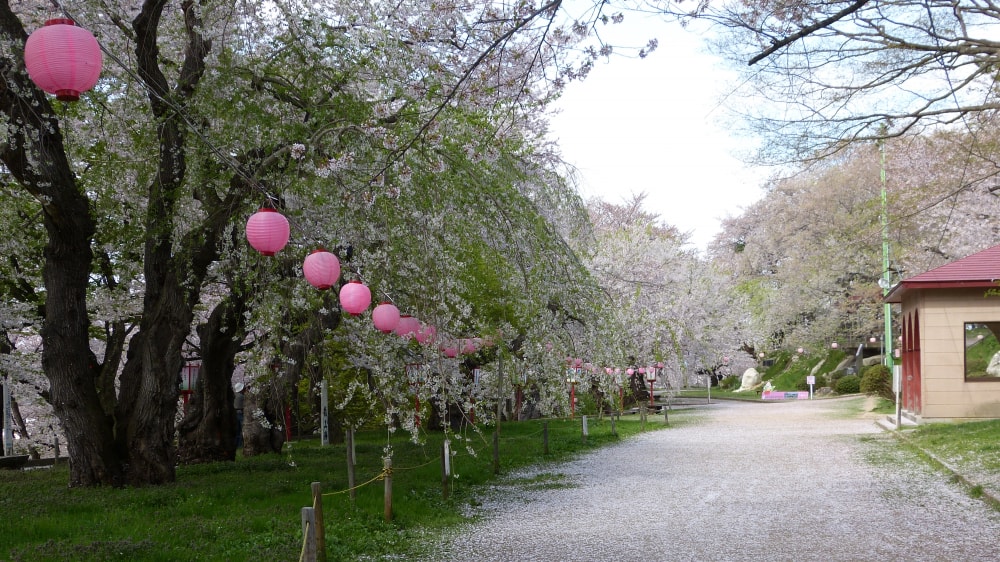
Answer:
[
  {"xmin": 668, "ymin": 0, "xmax": 1000, "ymax": 162},
  {"xmin": 579, "ymin": 194, "xmax": 753, "ymax": 402},
  {"xmin": 709, "ymin": 124, "xmax": 1000, "ymax": 352},
  {"xmin": 0, "ymin": 0, "xmax": 652, "ymax": 485}
]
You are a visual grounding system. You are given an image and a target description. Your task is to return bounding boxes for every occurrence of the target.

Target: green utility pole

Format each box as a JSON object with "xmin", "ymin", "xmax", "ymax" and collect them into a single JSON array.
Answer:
[{"xmin": 879, "ymin": 129, "xmax": 894, "ymax": 371}]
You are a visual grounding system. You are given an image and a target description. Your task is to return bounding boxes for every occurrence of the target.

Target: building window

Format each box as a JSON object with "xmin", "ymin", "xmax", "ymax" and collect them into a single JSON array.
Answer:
[{"xmin": 964, "ymin": 322, "xmax": 1000, "ymax": 381}]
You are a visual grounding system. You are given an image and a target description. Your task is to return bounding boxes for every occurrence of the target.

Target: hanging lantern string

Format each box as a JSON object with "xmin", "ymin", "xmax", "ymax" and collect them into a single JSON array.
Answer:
[
  {"xmin": 45, "ymin": 1, "xmax": 338, "ymax": 248},
  {"xmin": 41, "ymin": 3, "xmax": 411, "ymax": 317}
]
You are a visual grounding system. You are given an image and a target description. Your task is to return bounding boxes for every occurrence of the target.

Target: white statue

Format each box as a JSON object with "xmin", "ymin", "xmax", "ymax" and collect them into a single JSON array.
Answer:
[
  {"xmin": 737, "ymin": 368, "xmax": 761, "ymax": 392},
  {"xmin": 985, "ymin": 351, "xmax": 1000, "ymax": 377}
]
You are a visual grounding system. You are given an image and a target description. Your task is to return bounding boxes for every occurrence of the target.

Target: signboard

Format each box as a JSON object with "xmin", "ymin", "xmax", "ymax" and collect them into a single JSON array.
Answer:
[
  {"xmin": 806, "ymin": 375, "xmax": 816, "ymax": 385},
  {"xmin": 762, "ymin": 391, "xmax": 810, "ymax": 400}
]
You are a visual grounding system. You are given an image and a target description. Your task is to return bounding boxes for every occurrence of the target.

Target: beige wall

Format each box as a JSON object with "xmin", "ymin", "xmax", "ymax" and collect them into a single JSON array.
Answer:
[{"xmin": 906, "ymin": 288, "xmax": 1000, "ymax": 419}]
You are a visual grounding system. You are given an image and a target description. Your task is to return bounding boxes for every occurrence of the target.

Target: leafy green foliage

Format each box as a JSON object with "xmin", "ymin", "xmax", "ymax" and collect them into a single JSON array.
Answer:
[
  {"xmin": 766, "ymin": 350, "xmax": 822, "ymax": 390},
  {"xmin": 860, "ymin": 364, "xmax": 894, "ymax": 402},
  {"xmin": 720, "ymin": 375, "xmax": 741, "ymax": 390},
  {"xmin": 835, "ymin": 374, "xmax": 860, "ymax": 394}
]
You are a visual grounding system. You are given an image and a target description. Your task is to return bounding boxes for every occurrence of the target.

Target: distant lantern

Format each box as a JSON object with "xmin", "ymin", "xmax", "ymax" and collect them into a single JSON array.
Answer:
[
  {"xmin": 442, "ymin": 344, "xmax": 458, "ymax": 358},
  {"xmin": 303, "ymin": 249, "xmax": 340, "ymax": 290},
  {"xmin": 461, "ymin": 339, "xmax": 477, "ymax": 354},
  {"xmin": 24, "ymin": 19, "xmax": 102, "ymax": 101},
  {"xmin": 339, "ymin": 280, "xmax": 371, "ymax": 315},
  {"xmin": 394, "ymin": 315, "xmax": 420, "ymax": 338},
  {"xmin": 415, "ymin": 324, "xmax": 436, "ymax": 345},
  {"xmin": 831, "ymin": 342, "xmax": 839, "ymax": 349},
  {"xmin": 372, "ymin": 302, "xmax": 400, "ymax": 333},
  {"xmin": 245, "ymin": 208, "xmax": 290, "ymax": 256}
]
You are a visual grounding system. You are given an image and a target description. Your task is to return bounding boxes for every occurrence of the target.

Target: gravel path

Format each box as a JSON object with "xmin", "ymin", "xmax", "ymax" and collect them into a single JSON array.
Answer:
[{"xmin": 430, "ymin": 398, "xmax": 1000, "ymax": 561}]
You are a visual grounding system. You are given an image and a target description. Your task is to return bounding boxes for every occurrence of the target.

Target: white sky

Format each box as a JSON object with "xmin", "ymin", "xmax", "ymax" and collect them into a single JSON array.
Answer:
[{"xmin": 547, "ymin": 14, "xmax": 768, "ymax": 251}]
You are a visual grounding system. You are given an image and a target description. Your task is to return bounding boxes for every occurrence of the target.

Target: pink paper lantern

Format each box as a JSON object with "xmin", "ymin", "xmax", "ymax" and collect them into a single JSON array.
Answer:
[
  {"xmin": 442, "ymin": 344, "xmax": 458, "ymax": 358},
  {"xmin": 394, "ymin": 315, "xmax": 420, "ymax": 338},
  {"xmin": 461, "ymin": 339, "xmax": 477, "ymax": 354},
  {"xmin": 245, "ymin": 208, "xmax": 290, "ymax": 256},
  {"xmin": 372, "ymin": 302, "xmax": 400, "ymax": 333},
  {"xmin": 415, "ymin": 324, "xmax": 436, "ymax": 345},
  {"xmin": 303, "ymin": 249, "xmax": 340, "ymax": 290},
  {"xmin": 339, "ymin": 280, "xmax": 371, "ymax": 315},
  {"xmin": 24, "ymin": 19, "xmax": 102, "ymax": 101}
]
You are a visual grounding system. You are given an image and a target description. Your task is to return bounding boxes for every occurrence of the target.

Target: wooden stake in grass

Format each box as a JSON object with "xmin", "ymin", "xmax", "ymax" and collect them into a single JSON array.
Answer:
[
  {"xmin": 542, "ymin": 421, "xmax": 549, "ymax": 455},
  {"xmin": 311, "ymin": 482, "xmax": 326, "ymax": 562},
  {"xmin": 383, "ymin": 456, "xmax": 393, "ymax": 522},
  {"xmin": 346, "ymin": 428, "xmax": 356, "ymax": 502},
  {"xmin": 441, "ymin": 439, "xmax": 451, "ymax": 500},
  {"xmin": 581, "ymin": 415, "xmax": 588, "ymax": 443},
  {"xmin": 301, "ymin": 507, "xmax": 317, "ymax": 562},
  {"xmin": 492, "ymin": 429, "xmax": 500, "ymax": 475}
]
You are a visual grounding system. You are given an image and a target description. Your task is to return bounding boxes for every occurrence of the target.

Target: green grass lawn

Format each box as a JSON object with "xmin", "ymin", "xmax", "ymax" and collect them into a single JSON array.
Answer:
[
  {"xmin": 904, "ymin": 418, "xmax": 1000, "ymax": 478},
  {"xmin": 6, "ymin": 399, "xmax": 998, "ymax": 561},
  {"xmin": 0, "ymin": 414, "xmax": 670, "ymax": 561}
]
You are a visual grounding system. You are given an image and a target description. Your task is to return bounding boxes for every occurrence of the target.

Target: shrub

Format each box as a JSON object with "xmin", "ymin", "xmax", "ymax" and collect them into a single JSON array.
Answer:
[
  {"xmin": 720, "ymin": 375, "xmax": 741, "ymax": 390},
  {"xmin": 860, "ymin": 364, "xmax": 894, "ymax": 402},
  {"xmin": 835, "ymin": 374, "xmax": 860, "ymax": 394}
]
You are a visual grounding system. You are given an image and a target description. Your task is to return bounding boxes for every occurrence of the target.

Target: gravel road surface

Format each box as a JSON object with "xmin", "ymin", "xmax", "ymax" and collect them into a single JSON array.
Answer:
[{"xmin": 430, "ymin": 398, "xmax": 1000, "ymax": 561}]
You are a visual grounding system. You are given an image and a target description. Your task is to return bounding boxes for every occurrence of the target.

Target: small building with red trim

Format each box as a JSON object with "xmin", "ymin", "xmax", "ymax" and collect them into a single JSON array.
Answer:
[{"xmin": 885, "ymin": 244, "xmax": 1000, "ymax": 420}]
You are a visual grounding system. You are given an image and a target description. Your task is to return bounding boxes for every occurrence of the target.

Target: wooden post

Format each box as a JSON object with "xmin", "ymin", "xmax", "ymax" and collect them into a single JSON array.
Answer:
[
  {"xmin": 2, "ymin": 378, "xmax": 12, "ymax": 457},
  {"xmin": 320, "ymin": 379, "xmax": 329, "ymax": 446},
  {"xmin": 640, "ymin": 403, "xmax": 647, "ymax": 430},
  {"xmin": 441, "ymin": 439, "xmax": 450, "ymax": 500},
  {"xmin": 581, "ymin": 415, "xmax": 588, "ymax": 443},
  {"xmin": 346, "ymin": 429, "xmax": 356, "ymax": 502},
  {"xmin": 301, "ymin": 507, "xmax": 317, "ymax": 562},
  {"xmin": 492, "ymin": 429, "xmax": 500, "ymax": 475},
  {"xmin": 610, "ymin": 415, "xmax": 617, "ymax": 437},
  {"xmin": 383, "ymin": 456, "xmax": 393, "ymax": 522},
  {"xmin": 493, "ymin": 350, "xmax": 503, "ymax": 475},
  {"xmin": 542, "ymin": 421, "xmax": 549, "ymax": 455},
  {"xmin": 311, "ymin": 482, "xmax": 326, "ymax": 562}
]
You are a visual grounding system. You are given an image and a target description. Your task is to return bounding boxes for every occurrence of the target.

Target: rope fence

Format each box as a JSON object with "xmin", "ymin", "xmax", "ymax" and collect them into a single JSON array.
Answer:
[{"xmin": 296, "ymin": 415, "xmax": 632, "ymax": 560}]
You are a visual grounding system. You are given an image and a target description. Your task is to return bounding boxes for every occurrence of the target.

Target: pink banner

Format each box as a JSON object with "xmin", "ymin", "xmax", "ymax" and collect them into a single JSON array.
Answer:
[{"xmin": 762, "ymin": 391, "xmax": 809, "ymax": 400}]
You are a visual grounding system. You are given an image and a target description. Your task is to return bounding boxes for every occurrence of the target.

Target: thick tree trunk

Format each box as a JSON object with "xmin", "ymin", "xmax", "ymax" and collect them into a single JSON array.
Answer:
[
  {"xmin": 242, "ymin": 298, "xmax": 341, "ymax": 455},
  {"xmin": 0, "ymin": 6, "xmax": 123, "ymax": 486},
  {"xmin": 115, "ymin": 320, "xmax": 186, "ymax": 485},
  {"xmin": 241, "ymin": 388, "xmax": 286, "ymax": 456},
  {"xmin": 177, "ymin": 296, "xmax": 247, "ymax": 464},
  {"xmin": 104, "ymin": 0, "xmax": 214, "ymax": 486}
]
